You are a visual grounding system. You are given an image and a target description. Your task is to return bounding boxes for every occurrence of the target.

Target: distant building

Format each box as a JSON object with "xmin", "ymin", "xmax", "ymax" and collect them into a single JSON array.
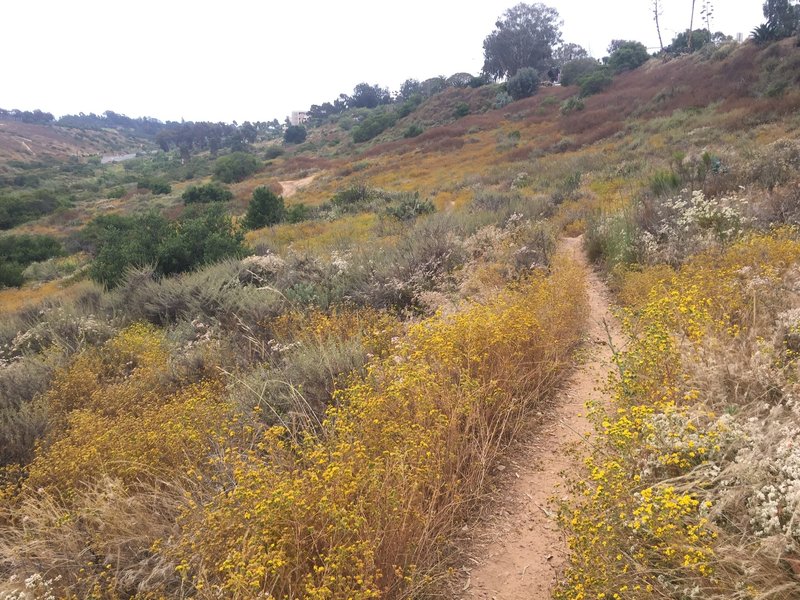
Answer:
[{"xmin": 290, "ymin": 111, "xmax": 308, "ymax": 126}]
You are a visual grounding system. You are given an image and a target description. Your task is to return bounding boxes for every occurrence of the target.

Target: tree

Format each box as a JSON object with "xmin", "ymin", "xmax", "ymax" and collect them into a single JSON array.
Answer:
[
  {"xmin": 244, "ymin": 187, "xmax": 285, "ymax": 229},
  {"xmin": 506, "ymin": 67, "xmax": 540, "ymax": 100},
  {"xmin": 762, "ymin": 0, "xmax": 800, "ymax": 38},
  {"xmin": 283, "ymin": 125, "xmax": 307, "ymax": 144},
  {"xmin": 665, "ymin": 28, "xmax": 728, "ymax": 52},
  {"xmin": 349, "ymin": 83, "xmax": 391, "ymax": 109},
  {"xmin": 482, "ymin": 2, "xmax": 563, "ymax": 80},
  {"xmin": 398, "ymin": 78, "xmax": 422, "ymax": 100},
  {"xmin": 553, "ymin": 42, "xmax": 588, "ymax": 66},
  {"xmin": 213, "ymin": 152, "xmax": 261, "ymax": 183},
  {"xmin": 652, "ymin": 0, "xmax": 664, "ymax": 51},
  {"xmin": 607, "ymin": 41, "xmax": 650, "ymax": 73}
]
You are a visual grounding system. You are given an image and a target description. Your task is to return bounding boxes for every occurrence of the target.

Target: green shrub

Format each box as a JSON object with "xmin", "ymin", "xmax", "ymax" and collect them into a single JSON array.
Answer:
[
  {"xmin": 383, "ymin": 194, "xmax": 436, "ymax": 221},
  {"xmin": 264, "ymin": 146, "xmax": 285, "ymax": 160},
  {"xmin": 213, "ymin": 152, "xmax": 261, "ymax": 183},
  {"xmin": 0, "ymin": 190, "xmax": 65, "ymax": 230},
  {"xmin": 137, "ymin": 177, "xmax": 172, "ymax": 195},
  {"xmin": 182, "ymin": 182, "xmax": 234, "ymax": 204},
  {"xmin": 404, "ymin": 124, "xmax": 424, "ymax": 138},
  {"xmin": 650, "ymin": 170, "xmax": 681, "ymax": 196},
  {"xmin": 0, "ymin": 261, "xmax": 24, "ymax": 288},
  {"xmin": 560, "ymin": 96, "xmax": 585, "ymax": 114},
  {"xmin": 397, "ymin": 94, "xmax": 423, "ymax": 118},
  {"xmin": 244, "ymin": 187, "xmax": 285, "ymax": 229},
  {"xmin": 284, "ymin": 125, "xmax": 307, "ymax": 144},
  {"xmin": 607, "ymin": 41, "xmax": 650, "ymax": 73},
  {"xmin": 561, "ymin": 58, "xmax": 603, "ymax": 86},
  {"xmin": 330, "ymin": 184, "xmax": 375, "ymax": 212},
  {"xmin": 88, "ymin": 207, "xmax": 247, "ymax": 288},
  {"xmin": 286, "ymin": 203, "xmax": 310, "ymax": 224},
  {"xmin": 579, "ymin": 70, "xmax": 613, "ymax": 97},
  {"xmin": 108, "ymin": 186, "xmax": 126, "ymax": 199},
  {"xmin": 352, "ymin": 112, "xmax": 397, "ymax": 143},
  {"xmin": 507, "ymin": 67, "xmax": 540, "ymax": 100},
  {"xmin": 453, "ymin": 102, "xmax": 470, "ymax": 118},
  {"xmin": 0, "ymin": 234, "xmax": 64, "ymax": 266}
]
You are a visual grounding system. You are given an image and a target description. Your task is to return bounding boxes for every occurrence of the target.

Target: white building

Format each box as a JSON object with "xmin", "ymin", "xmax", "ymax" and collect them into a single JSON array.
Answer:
[{"xmin": 290, "ymin": 111, "xmax": 308, "ymax": 126}]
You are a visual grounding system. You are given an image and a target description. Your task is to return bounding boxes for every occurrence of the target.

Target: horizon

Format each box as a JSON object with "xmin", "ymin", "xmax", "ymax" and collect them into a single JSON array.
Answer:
[{"xmin": 3, "ymin": 0, "xmax": 763, "ymax": 124}]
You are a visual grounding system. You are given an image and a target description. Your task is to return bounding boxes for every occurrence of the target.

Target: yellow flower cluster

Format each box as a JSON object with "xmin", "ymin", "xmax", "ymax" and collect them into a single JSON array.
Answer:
[
  {"xmin": 176, "ymin": 255, "xmax": 587, "ymax": 597},
  {"xmin": 558, "ymin": 232, "xmax": 800, "ymax": 599}
]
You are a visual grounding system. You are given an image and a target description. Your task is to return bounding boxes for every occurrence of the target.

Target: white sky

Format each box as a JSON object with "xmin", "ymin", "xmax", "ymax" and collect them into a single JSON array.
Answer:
[{"xmin": 2, "ymin": 0, "xmax": 763, "ymax": 124}]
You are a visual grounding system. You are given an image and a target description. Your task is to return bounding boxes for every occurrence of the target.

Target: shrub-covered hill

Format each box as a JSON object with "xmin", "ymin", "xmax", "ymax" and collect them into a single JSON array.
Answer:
[{"xmin": 2, "ymin": 37, "xmax": 800, "ymax": 599}]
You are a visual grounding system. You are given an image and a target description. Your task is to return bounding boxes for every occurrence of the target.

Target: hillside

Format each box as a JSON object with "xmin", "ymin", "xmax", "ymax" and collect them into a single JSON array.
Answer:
[
  {"xmin": 0, "ymin": 120, "xmax": 150, "ymax": 163},
  {"xmin": 2, "ymin": 37, "xmax": 800, "ymax": 600}
]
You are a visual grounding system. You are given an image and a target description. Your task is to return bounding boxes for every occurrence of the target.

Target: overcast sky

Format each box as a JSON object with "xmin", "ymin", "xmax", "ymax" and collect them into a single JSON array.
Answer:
[{"xmin": 3, "ymin": 0, "xmax": 763, "ymax": 123}]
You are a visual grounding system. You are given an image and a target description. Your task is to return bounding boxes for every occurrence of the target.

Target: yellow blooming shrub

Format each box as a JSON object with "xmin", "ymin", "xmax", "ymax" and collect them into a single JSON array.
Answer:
[
  {"xmin": 557, "ymin": 232, "xmax": 800, "ymax": 599},
  {"xmin": 175, "ymin": 255, "xmax": 587, "ymax": 598}
]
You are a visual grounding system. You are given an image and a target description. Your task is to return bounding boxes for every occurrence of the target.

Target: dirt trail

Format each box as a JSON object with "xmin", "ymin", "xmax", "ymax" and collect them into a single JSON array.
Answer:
[
  {"xmin": 461, "ymin": 236, "xmax": 624, "ymax": 600},
  {"xmin": 278, "ymin": 174, "xmax": 316, "ymax": 197}
]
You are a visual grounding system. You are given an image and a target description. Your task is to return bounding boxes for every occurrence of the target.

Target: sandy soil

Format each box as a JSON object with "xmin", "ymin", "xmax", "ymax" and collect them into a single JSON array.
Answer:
[
  {"xmin": 460, "ymin": 236, "xmax": 624, "ymax": 600},
  {"xmin": 278, "ymin": 174, "xmax": 317, "ymax": 197}
]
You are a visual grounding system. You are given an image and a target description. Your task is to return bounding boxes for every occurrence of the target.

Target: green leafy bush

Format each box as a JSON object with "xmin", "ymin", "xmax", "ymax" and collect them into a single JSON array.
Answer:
[
  {"xmin": 87, "ymin": 207, "xmax": 247, "ymax": 288},
  {"xmin": 137, "ymin": 177, "xmax": 172, "ymax": 195},
  {"xmin": 607, "ymin": 41, "xmax": 650, "ymax": 73},
  {"xmin": 0, "ymin": 261, "xmax": 24, "ymax": 288},
  {"xmin": 283, "ymin": 125, "xmax": 307, "ymax": 144},
  {"xmin": 352, "ymin": 112, "xmax": 397, "ymax": 143},
  {"xmin": 560, "ymin": 58, "xmax": 602, "ymax": 86},
  {"xmin": 560, "ymin": 96, "xmax": 585, "ymax": 114},
  {"xmin": 404, "ymin": 124, "xmax": 424, "ymax": 138},
  {"xmin": 0, "ymin": 190, "xmax": 65, "ymax": 230},
  {"xmin": 286, "ymin": 203, "xmax": 310, "ymax": 223},
  {"xmin": 453, "ymin": 102, "xmax": 470, "ymax": 118},
  {"xmin": 507, "ymin": 67, "xmax": 540, "ymax": 100},
  {"xmin": 0, "ymin": 234, "xmax": 64, "ymax": 265},
  {"xmin": 579, "ymin": 70, "xmax": 613, "ymax": 97},
  {"xmin": 264, "ymin": 146, "xmax": 285, "ymax": 159},
  {"xmin": 182, "ymin": 182, "xmax": 234, "ymax": 204},
  {"xmin": 244, "ymin": 187, "xmax": 285, "ymax": 229},
  {"xmin": 213, "ymin": 152, "xmax": 261, "ymax": 183}
]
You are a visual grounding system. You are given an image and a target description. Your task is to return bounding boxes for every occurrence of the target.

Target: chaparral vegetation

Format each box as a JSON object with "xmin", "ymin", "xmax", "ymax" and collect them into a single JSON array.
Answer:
[{"xmin": 2, "ymin": 3, "xmax": 800, "ymax": 599}]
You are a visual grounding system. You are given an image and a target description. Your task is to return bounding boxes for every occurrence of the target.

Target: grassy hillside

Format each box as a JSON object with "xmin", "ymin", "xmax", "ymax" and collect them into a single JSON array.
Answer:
[{"xmin": 1, "ymin": 38, "xmax": 800, "ymax": 599}]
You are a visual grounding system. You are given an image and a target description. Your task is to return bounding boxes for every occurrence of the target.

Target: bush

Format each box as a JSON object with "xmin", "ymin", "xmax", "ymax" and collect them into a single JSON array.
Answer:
[
  {"xmin": 88, "ymin": 207, "xmax": 247, "ymax": 288},
  {"xmin": 264, "ymin": 146, "xmax": 285, "ymax": 159},
  {"xmin": 284, "ymin": 125, "xmax": 307, "ymax": 144},
  {"xmin": 649, "ymin": 169, "xmax": 681, "ymax": 195},
  {"xmin": 560, "ymin": 58, "xmax": 602, "ymax": 86},
  {"xmin": 0, "ymin": 261, "xmax": 24, "ymax": 288},
  {"xmin": 404, "ymin": 124, "xmax": 424, "ymax": 138},
  {"xmin": 383, "ymin": 194, "xmax": 436, "ymax": 221},
  {"xmin": 453, "ymin": 102, "xmax": 470, "ymax": 118},
  {"xmin": 579, "ymin": 70, "xmax": 613, "ymax": 97},
  {"xmin": 286, "ymin": 203, "xmax": 310, "ymax": 224},
  {"xmin": 560, "ymin": 96, "xmax": 585, "ymax": 114},
  {"xmin": 607, "ymin": 41, "xmax": 650, "ymax": 73},
  {"xmin": 213, "ymin": 152, "xmax": 261, "ymax": 183},
  {"xmin": 506, "ymin": 67, "xmax": 540, "ymax": 100},
  {"xmin": 244, "ymin": 187, "xmax": 285, "ymax": 229},
  {"xmin": 0, "ymin": 234, "xmax": 64, "ymax": 265},
  {"xmin": 182, "ymin": 182, "xmax": 234, "ymax": 204},
  {"xmin": 0, "ymin": 190, "xmax": 65, "ymax": 230},
  {"xmin": 352, "ymin": 112, "xmax": 397, "ymax": 143},
  {"xmin": 397, "ymin": 95, "xmax": 423, "ymax": 118},
  {"xmin": 137, "ymin": 177, "xmax": 172, "ymax": 195}
]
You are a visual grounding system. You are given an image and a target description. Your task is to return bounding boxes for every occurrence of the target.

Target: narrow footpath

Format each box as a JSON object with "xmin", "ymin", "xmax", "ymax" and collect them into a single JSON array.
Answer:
[{"xmin": 461, "ymin": 236, "xmax": 624, "ymax": 600}]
